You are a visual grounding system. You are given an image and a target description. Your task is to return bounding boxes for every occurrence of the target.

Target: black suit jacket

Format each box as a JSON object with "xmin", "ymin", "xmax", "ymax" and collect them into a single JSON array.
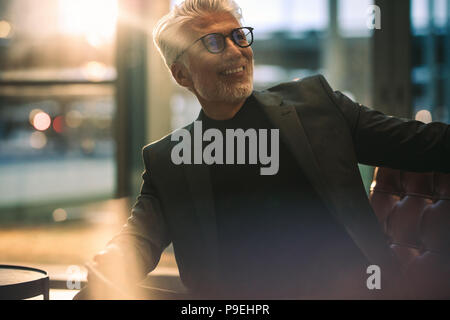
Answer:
[{"xmin": 109, "ymin": 75, "xmax": 450, "ymax": 297}]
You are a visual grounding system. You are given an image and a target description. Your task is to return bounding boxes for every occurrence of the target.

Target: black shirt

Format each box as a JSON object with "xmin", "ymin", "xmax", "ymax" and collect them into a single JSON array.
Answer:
[{"xmin": 199, "ymin": 95, "xmax": 370, "ymax": 299}]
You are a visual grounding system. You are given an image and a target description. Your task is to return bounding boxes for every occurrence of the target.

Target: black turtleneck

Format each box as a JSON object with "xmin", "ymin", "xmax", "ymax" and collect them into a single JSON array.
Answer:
[{"xmin": 199, "ymin": 94, "xmax": 370, "ymax": 299}]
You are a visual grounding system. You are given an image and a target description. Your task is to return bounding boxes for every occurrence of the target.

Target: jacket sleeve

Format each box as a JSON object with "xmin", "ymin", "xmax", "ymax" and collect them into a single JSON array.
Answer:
[
  {"xmin": 108, "ymin": 146, "xmax": 172, "ymax": 279},
  {"xmin": 319, "ymin": 75, "xmax": 450, "ymax": 173}
]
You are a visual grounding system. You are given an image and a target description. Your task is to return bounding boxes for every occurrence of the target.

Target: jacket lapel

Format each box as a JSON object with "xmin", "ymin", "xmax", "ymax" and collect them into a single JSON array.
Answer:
[
  {"xmin": 254, "ymin": 90, "xmax": 399, "ymax": 272},
  {"xmin": 253, "ymin": 90, "xmax": 338, "ymax": 222}
]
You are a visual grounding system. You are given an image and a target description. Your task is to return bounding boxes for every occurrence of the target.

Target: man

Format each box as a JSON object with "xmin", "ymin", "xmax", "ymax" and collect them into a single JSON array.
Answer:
[{"xmin": 79, "ymin": 0, "xmax": 450, "ymax": 299}]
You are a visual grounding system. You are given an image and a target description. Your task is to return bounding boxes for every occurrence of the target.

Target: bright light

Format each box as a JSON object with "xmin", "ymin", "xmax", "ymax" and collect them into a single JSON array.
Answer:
[
  {"xmin": 82, "ymin": 61, "xmax": 108, "ymax": 82},
  {"xmin": 58, "ymin": 0, "xmax": 118, "ymax": 46},
  {"xmin": 29, "ymin": 109, "xmax": 44, "ymax": 126},
  {"xmin": 415, "ymin": 109, "xmax": 432, "ymax": 124},
  {"xmin": 33, "ymin": 112, "xmax": 52, "ymax": 131},
  {"xmin": 0, "ymin": 20, "xmax": 12, "ymax": 38}
]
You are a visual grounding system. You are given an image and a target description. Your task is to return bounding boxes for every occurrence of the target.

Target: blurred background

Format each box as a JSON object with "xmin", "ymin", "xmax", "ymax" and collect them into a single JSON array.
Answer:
[{"xmin": 0, "ymin": 0, "xmax": 449, "ymax": 299}]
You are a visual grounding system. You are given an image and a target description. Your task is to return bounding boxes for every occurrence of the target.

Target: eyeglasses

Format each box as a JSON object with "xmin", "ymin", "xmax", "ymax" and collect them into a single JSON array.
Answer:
[{"xmin": 175, "ymin": 27, "xmax": 254, "ymax": 62}]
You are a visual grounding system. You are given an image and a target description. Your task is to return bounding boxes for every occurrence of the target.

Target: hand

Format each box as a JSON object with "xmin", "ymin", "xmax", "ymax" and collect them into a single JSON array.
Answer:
[
  {"xmin": 89, "ymin": 244, "xmax": 124, "ymax": 282},
  {"xmin": 87, "ymin": 244, "xmax": 145, "ymax": 299}
]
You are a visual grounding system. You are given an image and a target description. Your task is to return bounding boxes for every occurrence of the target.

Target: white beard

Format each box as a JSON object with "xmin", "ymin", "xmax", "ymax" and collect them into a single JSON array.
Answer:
[
  {"xmin": 198, "ymin": 80, "xmax": 253, "ymax": 103},
  {"xmin": 189, "ymin": 66, "xmax": 254, "ymax": 104}
]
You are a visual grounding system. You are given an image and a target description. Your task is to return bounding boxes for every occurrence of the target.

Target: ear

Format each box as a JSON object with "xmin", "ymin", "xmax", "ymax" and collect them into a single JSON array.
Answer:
[{"xmin": 170, "ymin": 61, "xmax": 192, "ymax": 89}]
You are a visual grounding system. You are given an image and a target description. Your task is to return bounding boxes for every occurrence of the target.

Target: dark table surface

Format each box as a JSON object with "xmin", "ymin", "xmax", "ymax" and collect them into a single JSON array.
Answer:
[{"xmin": 0, "ymin": 265, "xmax": 49, "ymax": 300}]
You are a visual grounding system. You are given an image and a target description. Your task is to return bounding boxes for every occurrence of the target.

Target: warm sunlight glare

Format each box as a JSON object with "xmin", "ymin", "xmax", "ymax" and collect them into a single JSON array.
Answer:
[{"xmin": 58, "ymin": 0, "xmax": 118, "ymax": 47}]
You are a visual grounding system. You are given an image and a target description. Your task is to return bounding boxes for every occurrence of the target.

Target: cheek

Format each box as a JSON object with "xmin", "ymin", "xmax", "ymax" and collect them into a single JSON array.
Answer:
[
  {"xmin": 244, "ymin": 48, "xmax": 254, "ymax": 61},
  {"xmin": 191, "ymin": 56, "xmax": 218, "ymax": 74},
  {"xmin": 191, "ymin": 65, "xmax": 219, "ymax": 86}
]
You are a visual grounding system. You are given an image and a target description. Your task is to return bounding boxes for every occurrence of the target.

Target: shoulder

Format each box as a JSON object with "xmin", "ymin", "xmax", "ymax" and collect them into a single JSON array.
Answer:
[
  {"xmin": 269, "ymin": 74, "xmax": 332, "ymax": 93},
  {"xmin": 142, "ymin": 122, "xmax": 194, "ymax": 160},
  {"xmin": 259, "ymin": 74, "xmax": 336, "ymax": 104},
  {"xmin": 253, "ymin": 74, "xmax": 336, "ymax": 107}
]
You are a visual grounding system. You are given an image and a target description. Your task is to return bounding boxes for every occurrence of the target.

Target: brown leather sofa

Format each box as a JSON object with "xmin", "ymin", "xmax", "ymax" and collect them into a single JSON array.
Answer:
[{"xmin": 369, "ymin": 167, "xmax": 450, "ymax": 299}]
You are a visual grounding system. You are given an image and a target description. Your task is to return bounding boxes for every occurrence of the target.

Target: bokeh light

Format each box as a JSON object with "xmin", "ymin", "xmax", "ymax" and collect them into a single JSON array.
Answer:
[
  {"xmin": 29, "ymin": 109, "xmax": 43, "ymax": 126},
  {"xmin": 53, "ymin": 208, "xmax": 68, "ymax": 222},
  {"xmin": 30, "ymin": 131, "xmax": 48, "ymax": 149},
  {"xmin": 65, "ymin": 110, "xmax": 83, "ymax": 128},
  {"xmin": 415, "ymin": 109, "xmax": 433, "ymax": 124},
  {"xmin": 0, "ymin": 20, "xmax": 12, "ymax": 38},
  {"xmin": 32, "ymin": 112, "xmax": 52, "ymax": 131},
  {"xmin": 81, "ymin": 138, "xmax": 96, "ymax": 154},
  {"xmin": 82, "ymin": 61, "xmax": 108, "ymax": 82},
  {"xmin": 53, "ymin": 115, "xmax": 65, "ymax": 133}
]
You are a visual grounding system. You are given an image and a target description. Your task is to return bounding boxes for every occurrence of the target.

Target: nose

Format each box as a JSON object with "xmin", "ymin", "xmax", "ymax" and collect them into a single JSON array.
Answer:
[{"xmin": 222, "ymin": 36, "xmax": 242, "ymax": 59}]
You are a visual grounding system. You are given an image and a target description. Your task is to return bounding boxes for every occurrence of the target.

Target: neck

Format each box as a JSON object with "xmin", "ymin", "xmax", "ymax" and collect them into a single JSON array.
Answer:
[{"xmin": 200, "ymin": 98, "xmax": 247, "ymax": 120}]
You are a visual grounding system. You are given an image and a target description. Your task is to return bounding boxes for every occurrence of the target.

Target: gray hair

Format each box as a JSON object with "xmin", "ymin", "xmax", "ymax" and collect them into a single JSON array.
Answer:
[{"xmin": 153, "ymin": 0, "xmax": 243, "ymax": 69}]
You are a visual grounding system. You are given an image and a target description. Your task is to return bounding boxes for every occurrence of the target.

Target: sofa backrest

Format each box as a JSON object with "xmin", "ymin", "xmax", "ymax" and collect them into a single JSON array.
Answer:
[{"xmin": 369, "ymin": 167, "xmax": 450, "ymax": 299}]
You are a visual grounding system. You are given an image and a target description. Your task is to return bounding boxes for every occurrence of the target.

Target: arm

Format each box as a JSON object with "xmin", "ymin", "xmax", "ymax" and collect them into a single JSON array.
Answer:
[
  {"xmin": 319, "ymin": 76, "xmax": 450, "ymax": 173},
  {"xmin": 92, "ymin": 147, "xmax": 172, "ymax": 286}
]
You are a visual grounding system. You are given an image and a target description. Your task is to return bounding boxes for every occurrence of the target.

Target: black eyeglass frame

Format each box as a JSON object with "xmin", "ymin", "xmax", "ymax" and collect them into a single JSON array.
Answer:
[{"xmin": 174, "ymin": 27, "xmax": 254, "ymax": 62}]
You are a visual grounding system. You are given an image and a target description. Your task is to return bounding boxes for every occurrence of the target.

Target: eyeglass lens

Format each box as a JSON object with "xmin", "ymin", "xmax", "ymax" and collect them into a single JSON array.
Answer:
[{"xmin": 202, "ymin": 28, "xmax": 253, "ymax": 53}]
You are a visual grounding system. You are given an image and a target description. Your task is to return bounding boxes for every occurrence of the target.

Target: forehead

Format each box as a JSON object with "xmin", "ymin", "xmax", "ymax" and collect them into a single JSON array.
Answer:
[{"xmin": 188, "ymin": 12, "xmax": 241, "ymax": 36}]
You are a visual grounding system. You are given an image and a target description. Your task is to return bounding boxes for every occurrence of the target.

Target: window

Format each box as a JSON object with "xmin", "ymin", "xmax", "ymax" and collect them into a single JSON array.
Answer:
[
  {"xmin": 411, "ymin": 0, "xmax": 450, "ymax": 123},
  {"xmin": 0, "ymin": 0, "xmax": 118, "ymax": 217}
]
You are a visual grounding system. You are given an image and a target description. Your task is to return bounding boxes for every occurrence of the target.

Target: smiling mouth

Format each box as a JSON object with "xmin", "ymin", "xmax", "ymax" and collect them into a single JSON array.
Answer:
[{"xmin": 221, "ymin": 66, "xmax": 245, "ymax": 76}]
